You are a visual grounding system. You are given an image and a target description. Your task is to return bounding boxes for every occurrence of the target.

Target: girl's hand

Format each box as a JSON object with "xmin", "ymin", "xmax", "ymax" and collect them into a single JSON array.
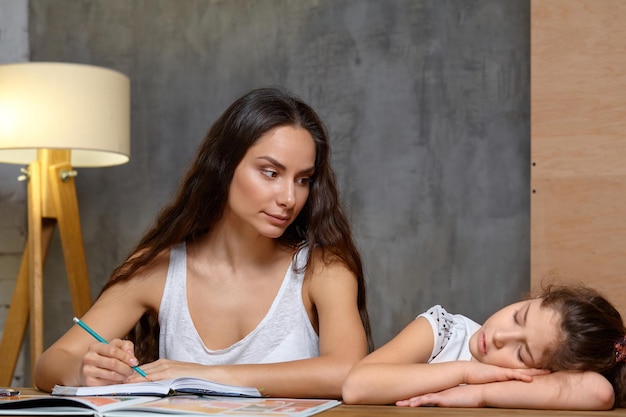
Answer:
[
  {"xmin": 463, "ymin": 361, "xmax": 549, "ymax": 385},
  {"xmin": 396, "ymin": 364, "xmax": 551, "ymax": 408},
  {"xmin": 396, "ymin": 384, "xmax": 486, "ymax": 408},
  {"xmin": 80, "ymin": 339, "xmax": 143, "ymax": 386}
]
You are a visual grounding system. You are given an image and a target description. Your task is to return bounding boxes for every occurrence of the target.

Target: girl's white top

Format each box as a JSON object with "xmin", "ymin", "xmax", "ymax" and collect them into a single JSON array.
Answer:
[{"xmin": 418, "ymin": 305, "xmax": 480, "ymax": 363}]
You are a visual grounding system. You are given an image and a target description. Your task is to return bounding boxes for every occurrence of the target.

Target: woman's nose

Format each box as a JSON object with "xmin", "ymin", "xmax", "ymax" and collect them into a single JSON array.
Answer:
[{"xmin": 277, "ymin": 181, "xmax": 296, "ymax": 208}]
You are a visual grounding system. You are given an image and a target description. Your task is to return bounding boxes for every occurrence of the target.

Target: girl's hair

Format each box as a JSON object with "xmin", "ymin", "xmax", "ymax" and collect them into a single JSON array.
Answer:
[
  {"xmin": 538, "ymin": 284, "xmax": 626, "ymax": 407},
  {"xmin": 101, "ymin": 86, "xmax": 372, "ymax": 361}
]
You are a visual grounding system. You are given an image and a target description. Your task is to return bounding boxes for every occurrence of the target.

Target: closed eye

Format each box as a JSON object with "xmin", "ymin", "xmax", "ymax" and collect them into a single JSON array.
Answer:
[{"xmin": 513, "ymin": 310, "xmax": 526, "ymax": 364}]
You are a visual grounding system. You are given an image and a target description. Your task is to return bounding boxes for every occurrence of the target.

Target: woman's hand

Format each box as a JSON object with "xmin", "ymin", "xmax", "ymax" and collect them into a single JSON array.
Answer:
[
  {"xmin": 80, "ymin": 339, "xmax": 144, "ymax": 386},
  {"xmin": 125, "ymin": 359, "xmax": 203, "ymax": 383}
]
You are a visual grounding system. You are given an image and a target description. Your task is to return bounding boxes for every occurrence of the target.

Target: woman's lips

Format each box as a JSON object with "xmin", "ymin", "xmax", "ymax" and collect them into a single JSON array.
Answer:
[{"xmin": 265, "ymin": 212, "xmax": 290, "ymax": 226}]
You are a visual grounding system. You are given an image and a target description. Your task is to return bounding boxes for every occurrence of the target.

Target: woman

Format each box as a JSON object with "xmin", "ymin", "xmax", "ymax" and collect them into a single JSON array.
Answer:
[{"xmin": 34, "ymin": 87, "xmax": 371, "ymax": 399}]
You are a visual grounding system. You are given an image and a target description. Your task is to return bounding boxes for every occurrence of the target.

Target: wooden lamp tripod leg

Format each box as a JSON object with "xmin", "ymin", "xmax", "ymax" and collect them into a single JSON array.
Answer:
[
  {"xmin": 28, "ymin": 160, "xmax": 45, "ymax": 374},
  {"xmin": 0, "ymin": 227, "xmax": 53, "ymax": 386},
  {"xmin": 0, "ymin": 161, "xmax": 54, "ymax": 386},
  {"xmin": 25, "ymin": 161, "xmax": 93, "ymax": 376},
  {"xmin": 0, "ymin": 243, "xmax": 30, "ymax": 386},
  {"xmin": 0, "ymin": 155, "xmax": 93, "ymax": 386},
  {"xmin": 49, "ymin": 162, "xmax": 93, "ymax": 317}
]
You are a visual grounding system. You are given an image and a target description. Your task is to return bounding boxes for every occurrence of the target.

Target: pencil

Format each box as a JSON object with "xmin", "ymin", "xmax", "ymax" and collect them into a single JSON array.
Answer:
[{"xmin": 73, "ymin": 317, "xmax": 149, "ymax": 378}]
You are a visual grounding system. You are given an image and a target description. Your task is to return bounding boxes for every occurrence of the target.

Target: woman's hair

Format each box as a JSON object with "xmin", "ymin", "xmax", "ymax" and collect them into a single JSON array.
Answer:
[
  {"xmin": 101, "ymin": 86, "xmax": 372, "ymax": 361},
  {"xmin": 538, "ymin": 284, "xmax": 626, "ymax": 407}
]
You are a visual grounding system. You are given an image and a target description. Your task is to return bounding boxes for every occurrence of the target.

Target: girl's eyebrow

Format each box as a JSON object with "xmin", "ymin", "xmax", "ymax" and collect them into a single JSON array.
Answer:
[
  {"xmin": 523, "ymin": 302, "xmax": 530, "ymax": 324},
  {"xmin": 257, "ymin": 156, "xmax": 315, "ymax": 175}
]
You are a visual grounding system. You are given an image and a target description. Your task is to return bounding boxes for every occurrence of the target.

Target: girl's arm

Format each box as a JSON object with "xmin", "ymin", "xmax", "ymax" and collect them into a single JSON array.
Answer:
[
  {"xmin": 125, "ymin": 258, "xmax": 368, "ymax": 399},
  {"xmin": 396, "ymin": 371, "xmax": 615, "ymax": 410},
  {"xmin": 33, "ymin": 258, "xmax": 167, "ymax": 392},
  {"xmin": 342, "ymin": 317, "xmax": 439, "ymax": 404},
  {"xmin": 342, "ymin": 317, "xmax": 541, "ymax": 405}
]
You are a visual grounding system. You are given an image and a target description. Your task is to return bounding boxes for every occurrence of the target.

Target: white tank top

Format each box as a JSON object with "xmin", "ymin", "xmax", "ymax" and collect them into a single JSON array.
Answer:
[
  {"xmin": 158, "ymin": 243, "xmax": 320, "ymax": 364},
  {"xmin": 418, "ymin": 305, "xmax": 480, "ymax": 363}
]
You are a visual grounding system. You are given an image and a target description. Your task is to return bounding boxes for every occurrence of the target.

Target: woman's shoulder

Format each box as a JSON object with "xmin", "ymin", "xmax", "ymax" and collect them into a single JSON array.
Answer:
[
  {"xmin": 306, "ymin": 246, "xmax": 354, "ymax": 278},
  {"xmin": 104, "ymin": 247, "xmax": 172, "ymax": 309},
  {"xmin": 123, "ymin": 247, "xmax": 172, "ymax": 280},
  {"xmin": 303, "ymin": 247, "xmax": 357, "ymax": 304}
]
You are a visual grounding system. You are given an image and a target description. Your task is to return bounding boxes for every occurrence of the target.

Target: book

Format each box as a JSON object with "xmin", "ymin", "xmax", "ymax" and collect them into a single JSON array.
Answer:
[
  {"xmin": 51, "ymin": 377, "xmax": 261, "ymax": 398},
  {"xmin": 0, "ymin": 394, "xmax": 341, "ymax": 416}
]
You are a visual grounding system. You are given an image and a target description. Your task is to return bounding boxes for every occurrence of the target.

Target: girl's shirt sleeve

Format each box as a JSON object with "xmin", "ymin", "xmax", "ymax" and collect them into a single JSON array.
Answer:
[{"xmin": 417, "ymin": 305, "xmax": 480, "ymax": 363}]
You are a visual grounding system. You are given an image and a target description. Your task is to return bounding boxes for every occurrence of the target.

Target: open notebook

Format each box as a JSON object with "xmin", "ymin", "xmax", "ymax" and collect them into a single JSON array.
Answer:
[{"xmin": 51, "ymin": 377, "xmax": 261, "ymax": 397}]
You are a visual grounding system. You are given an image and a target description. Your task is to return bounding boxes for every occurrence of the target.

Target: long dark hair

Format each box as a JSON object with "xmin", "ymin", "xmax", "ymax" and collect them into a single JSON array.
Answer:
[
  {"xmin": 538, "ymin": 284, "xmax": 626, "ymax": 408},
  {"xmin": 101, "ymin": 87, "xmax": 372, "ymax": 361}
]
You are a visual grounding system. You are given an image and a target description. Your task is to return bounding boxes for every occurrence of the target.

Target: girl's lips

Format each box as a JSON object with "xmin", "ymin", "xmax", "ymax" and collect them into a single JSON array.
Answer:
[{"xmin": 480, "ymin": 332, "xmax": 487, "ymax": 356}]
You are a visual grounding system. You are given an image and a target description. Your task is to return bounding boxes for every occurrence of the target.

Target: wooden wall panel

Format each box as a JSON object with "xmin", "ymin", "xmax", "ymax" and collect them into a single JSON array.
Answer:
[{"xmin": 531, "ymin": 0, "xmax": 626, "ymax": 314}]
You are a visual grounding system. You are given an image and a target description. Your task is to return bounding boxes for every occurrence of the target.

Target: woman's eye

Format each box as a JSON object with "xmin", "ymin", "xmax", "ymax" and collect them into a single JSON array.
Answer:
[
  {"xmin": 513, "ymin": 310, "xmax": 519, "ymax": 325},
  {"xmin": 296, "ymin": 177, "xmax": 311, "ymax": 185},
  {"xmin": 517, "ymin": 349, "xmax": 524, "ymax": 364},
  {"xmin": 261, "ymin": 169, "xmax": 277, "ymax": 178}
]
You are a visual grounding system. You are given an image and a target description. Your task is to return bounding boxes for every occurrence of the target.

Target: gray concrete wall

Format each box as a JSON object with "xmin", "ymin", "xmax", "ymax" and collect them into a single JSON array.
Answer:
[{"xmin": 1, "ymin": 0, "xmax": 530, "ymax": 383}]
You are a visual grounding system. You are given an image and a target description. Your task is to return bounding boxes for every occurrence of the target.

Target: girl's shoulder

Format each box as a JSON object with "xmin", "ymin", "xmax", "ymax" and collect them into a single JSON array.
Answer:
[
  {"xmin": 418, "ymin": 305, "xmax": 457, "ymax": 334},
  {"xmin": 418, "ymin": 305, "xmax": 477, "ymax": 331},
  {"xmin": 419, "ymin": 304, "xmax": 452, "ymax": 320},
  {"xmin": 417, "ymin": 305, "xmax": 480, "ymax": 362}
]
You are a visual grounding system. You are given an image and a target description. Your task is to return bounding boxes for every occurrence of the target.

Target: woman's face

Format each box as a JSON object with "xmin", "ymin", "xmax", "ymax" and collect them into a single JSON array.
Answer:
[
  {"xmin": 225, "ymin": 125, "xmax": 316, "ymax": 239},
  {"xmin": 469, "ymin": 298, "xmax": 561, "ymax": 369}
]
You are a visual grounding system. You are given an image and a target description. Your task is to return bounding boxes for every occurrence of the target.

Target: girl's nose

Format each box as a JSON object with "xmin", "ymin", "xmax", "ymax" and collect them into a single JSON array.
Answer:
[{"xmin": 493, "ymin": 330, "xmax": 522, "ymax": 349}]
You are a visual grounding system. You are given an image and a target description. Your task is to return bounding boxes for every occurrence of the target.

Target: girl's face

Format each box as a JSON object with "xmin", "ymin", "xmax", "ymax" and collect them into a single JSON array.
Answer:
[
  {"xmin": 469, "ymin": 298, "xmax": 561, "ymax": 369},
  {"xmin": 225, "ymin": 125, "xmax": 316, "ymax": 239}
]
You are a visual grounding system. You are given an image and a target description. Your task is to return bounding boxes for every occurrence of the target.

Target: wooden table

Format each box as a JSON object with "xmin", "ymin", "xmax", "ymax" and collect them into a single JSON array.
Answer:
[
  {"xmin": 321, "ymin": 405, "xmax": 626, "ymax": 416},
  {"xmin": 5, "ymin": 389, "xmax": 626, "ymax": 416}
]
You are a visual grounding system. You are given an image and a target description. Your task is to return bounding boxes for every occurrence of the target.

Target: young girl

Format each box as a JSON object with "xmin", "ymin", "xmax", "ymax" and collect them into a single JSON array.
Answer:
[
  {"xmin": 342, "ymin": 284, "xmax": 626, "ymax": 410},
  {"xmin": 33, "ymin": 87, "xmax": 371, "ymax": 399}
]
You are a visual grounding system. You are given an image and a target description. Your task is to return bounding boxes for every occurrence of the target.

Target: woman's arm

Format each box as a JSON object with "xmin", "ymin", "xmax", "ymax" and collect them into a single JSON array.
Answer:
[
  {"xmin": 126, "ymin": 258, "xmax": 368, "ymax": 399},
  {"xmin": 396, "ymin": 371, "xmax": 615, "ymax": 410},
  {"xmin": 33, "ymin": 260, "xmax": 166, "ymax": 391}
]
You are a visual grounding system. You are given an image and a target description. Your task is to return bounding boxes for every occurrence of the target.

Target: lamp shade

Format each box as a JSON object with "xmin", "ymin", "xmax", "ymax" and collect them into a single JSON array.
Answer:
[{"xmin": 0, "ymin": 62, "xmax": 130, "ymax": 167}]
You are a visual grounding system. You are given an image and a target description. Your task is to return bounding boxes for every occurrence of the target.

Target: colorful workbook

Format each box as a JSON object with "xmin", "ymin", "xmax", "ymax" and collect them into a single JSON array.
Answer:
[
  {"xmin": 51, "ymin": 377, "xmax": 261, "ymax": 398},
  {"xmin": 0, "ymin": 394, "xmax": 341, "ymax": 416}
]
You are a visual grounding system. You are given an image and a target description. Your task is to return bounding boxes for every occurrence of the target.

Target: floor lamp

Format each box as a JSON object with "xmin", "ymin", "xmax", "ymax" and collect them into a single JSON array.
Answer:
[{"xmin": 0, "ymin": 62, "xmax": 130, "ymax": 385}]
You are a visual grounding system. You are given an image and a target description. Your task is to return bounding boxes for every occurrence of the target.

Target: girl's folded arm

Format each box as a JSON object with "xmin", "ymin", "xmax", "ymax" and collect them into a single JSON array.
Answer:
[
  {"xmin": 480, "ymin": 371, "xmax": 615, "ymax": 410},
  {"xmin": 343, "ymin": 317, "xmax": 459, "ymax": 404}
]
